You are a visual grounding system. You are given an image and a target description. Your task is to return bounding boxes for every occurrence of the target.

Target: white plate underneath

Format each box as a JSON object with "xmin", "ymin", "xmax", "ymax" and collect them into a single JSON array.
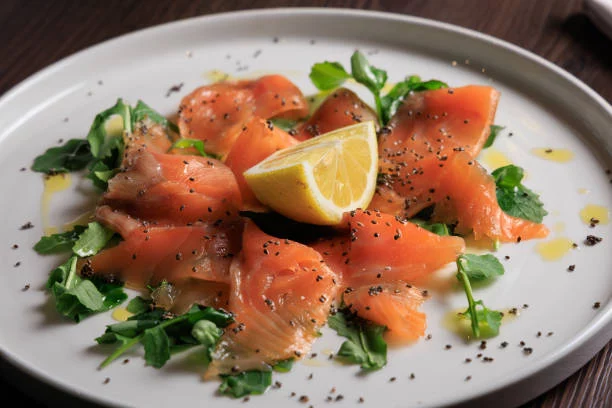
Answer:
[{"xmin": 0, "ymin": 8, "xmax": 610, "ymax": 408}]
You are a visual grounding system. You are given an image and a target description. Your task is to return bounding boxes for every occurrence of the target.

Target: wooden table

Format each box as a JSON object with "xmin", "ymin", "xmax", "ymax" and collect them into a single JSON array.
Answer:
[{"xmin": 0, "ymin": 1, "xmax": 610, "ymax": 407}]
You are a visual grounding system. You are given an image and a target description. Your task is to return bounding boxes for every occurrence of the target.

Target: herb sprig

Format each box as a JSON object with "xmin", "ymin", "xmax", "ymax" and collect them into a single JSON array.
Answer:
[
  {"xmin": 328, "ymin": 309, "xmax": 387, "ymax": 370},
  {"xmin": 493, "ymin": 165, "xmax": 547, "ymax": 223},
  {"xmin": 310, "ymin": 51, "xmax": 447, "ymax": 125},
  {"xmin": 455, "ymin": 254, "xmax": 504, "ymax": 338}
]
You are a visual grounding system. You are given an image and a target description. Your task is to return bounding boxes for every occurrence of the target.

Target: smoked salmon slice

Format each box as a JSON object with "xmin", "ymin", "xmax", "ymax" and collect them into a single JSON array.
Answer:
[
  {"xmin": 102, "ymin": 137, "xmax": 242, "ymax": 227},
  {"xmin": 370, "ymin": 85, "xmax": 548, "ymax": 242},
  {"xmin": 383, "ymin": 85, "xmax": 500, "ymax": 157},
  {"xmin": 209, "ymin": 220, "xmax": 339, "ymax": 374},
  {"xmin": 224, "ymin": 117, "xmax": 299, "ymax": 211},
  {"xmin": 295, "ymin": 88, "xmax": 378, "ymax": 141},
  {"xmin": 373, "ymin": 151, "xmax": 549, "ymax": 242},
  {"xmin": 79, "ymin": 206, "xmax": 242, "ymax": 291},
  {"xmin": 314, "ymin": 209, "xmax": 465, "ymax": 287},
  {"xmin": 178, "ymin": 75, "xmax": 308, "ymax": 159},
  {"xmin": 343, "ymin": 283, "xmax": 427, "ymax": 344}
]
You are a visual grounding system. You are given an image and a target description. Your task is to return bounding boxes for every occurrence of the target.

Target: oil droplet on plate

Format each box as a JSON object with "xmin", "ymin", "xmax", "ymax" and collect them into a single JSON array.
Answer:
[
  {"xmin": 536, "ymin": 237, "xmax": 574, "ymax": 261},
  {"xmin": 553, "ymin": 222, "xmax": 565, "ymax": 234},
  {"xmin": 579, "ymin": 204, "xmax": 609, "ymax": 225},
  {"xmin": 531, "ymin": 148, "xmax": 574, "ymax": 163},
  {"xmin": 202, "ymin": 69, "xmax": 232, "ymax": 83},
  {"xmin": 480, "ymin": 148, "xmax": 512, "ymax": 170},
  {"xmin": 577, "ymin": 188, "xmax": 590, "ymax": 195},
  {"xmin": 41, "ymin": 173, "xmax": 72, "ymax": 236},
  {"xmin": 111, "ymin": 307, "xmax": 133, "ymax": 322}
]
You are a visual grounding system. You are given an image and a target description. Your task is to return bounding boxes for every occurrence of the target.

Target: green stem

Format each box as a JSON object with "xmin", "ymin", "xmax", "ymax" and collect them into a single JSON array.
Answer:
[{"xmin": 456, "ymin": 261, "xmax": 480, "ymax": 338}]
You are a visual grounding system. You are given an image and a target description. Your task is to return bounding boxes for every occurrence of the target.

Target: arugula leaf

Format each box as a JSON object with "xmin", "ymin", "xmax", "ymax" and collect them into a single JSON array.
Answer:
[
  {"xmin": 380, "ymin": 76, "xmax": 448, "ymax": 124},
  {"xmin": 131, "ymin": 100, "xmax": 179, "ymax": 134},
  {"xmin": 72, "ymin": 222, "xmax": 115, "ymax": 257},
  {"xmin": 33, "ymin": 225, "xmax": 86, "ymax": 254},
  {"xmin": 87, "ymin": 99, "xmax": 131, "ymax": 159},
  {"xmin": 142, "ymin": 326, "xmax": 171, "ymax": 368},
  {"xmin": 219, "ymin": 371, "xmax": 272, "ymax": 398},
  {"xmin": 455, "ymin": 254, "xmax": 504, "ymax": 338},
  {"xmin": 492, "ymin": 165, "xmax": 547, "ymax": 223},
  {"xmin": 126, "ymin": 296, "xmax": 152, "ymax": 314},
  {"xmin": 31, "ymin": 139, "xmax": 93, "ymax": 174},
  {"xmin": 483, "ymin": 125, "xmax": 505, "ymax": 149},
  {"xmin": 168, "ymin": 138, "xmax": 217, "ymax": 158},
  {"xmin": 96, "ymin": 304, "xmax": 233, "ymax": 369},
  {"xmin": 47, "ymin": 256, "xmax": 127, "ymax": 322},
  {"xmin": 328, "ymin": 310, "xmax": 387, "ymax": 370},
  {"xmin": 456, "ymin": 254, "xmax": 504, "ymax": 281},
  {"xmin": 309, "ymin": 61, "xmax": 351, "ymax": 91}
]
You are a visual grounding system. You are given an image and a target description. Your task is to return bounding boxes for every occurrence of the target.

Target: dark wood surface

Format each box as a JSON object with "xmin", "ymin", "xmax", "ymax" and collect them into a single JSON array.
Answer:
[{"xmin": 0, "ymin": 1, "xmax": 610, "ymax": 407}]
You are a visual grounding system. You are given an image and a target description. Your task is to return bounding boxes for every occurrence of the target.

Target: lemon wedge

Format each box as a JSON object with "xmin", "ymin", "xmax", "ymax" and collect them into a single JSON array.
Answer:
[{"xmin": 244, "ymin": 121, "xmax": 378, "ymax": 225}]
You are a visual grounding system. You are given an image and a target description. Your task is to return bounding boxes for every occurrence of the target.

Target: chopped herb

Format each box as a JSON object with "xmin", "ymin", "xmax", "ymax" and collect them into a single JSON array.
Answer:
[
  {"xmin": 272, "ymin": 358, "xmax": 294, "ymax": 373},
  {"xmin": 492, "ymin": 165, "xmax": 547, "ymax": 223},
  {"xmin": 328, "ymin": 309, "xmax": 387, "ymax": 370}
]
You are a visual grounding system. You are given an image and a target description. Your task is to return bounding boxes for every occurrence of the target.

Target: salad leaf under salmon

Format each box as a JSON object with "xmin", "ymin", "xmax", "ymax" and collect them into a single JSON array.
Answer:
[{"xmin": 32, "ymin": 51, "xmax": 549, "ymax": 398}]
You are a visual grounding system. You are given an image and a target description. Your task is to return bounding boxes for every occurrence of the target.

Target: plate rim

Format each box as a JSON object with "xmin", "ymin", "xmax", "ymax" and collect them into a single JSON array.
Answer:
[{"xmin": 0, "ymin": 7, "xmax": 610, "ymax": 408}]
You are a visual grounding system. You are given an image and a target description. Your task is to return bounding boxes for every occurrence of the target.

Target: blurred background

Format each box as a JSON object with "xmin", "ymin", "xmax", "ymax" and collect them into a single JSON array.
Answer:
[{"xmin": 0, "ymin": 1, "xmax": 610, "ymax": 407}]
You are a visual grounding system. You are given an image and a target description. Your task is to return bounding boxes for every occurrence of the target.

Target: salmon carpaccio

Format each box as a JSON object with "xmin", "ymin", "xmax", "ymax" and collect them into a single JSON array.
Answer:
[
  {"xmin": 73, "ymin": 74, "xmax": 549, "ymax": 374},
  {"xmin": 313, "ymin": 209, "xmax": 464, "ymax": 343},
  {"xmin": 208, "ymin": 220, "xmax": 340, "ymax": 374},
  {"xmin": 369, "ymin": 85, "xmax": 549, "ymax": 242},
  {"xmin": 178, "ymin": 75, "xmax": 309, "ymax": 159}
]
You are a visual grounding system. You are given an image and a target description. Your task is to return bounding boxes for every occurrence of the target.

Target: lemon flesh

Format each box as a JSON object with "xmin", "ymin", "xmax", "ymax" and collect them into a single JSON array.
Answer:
[{"xmin": 243, "ymin": 121, "xmax": 378, "ymax": 225}]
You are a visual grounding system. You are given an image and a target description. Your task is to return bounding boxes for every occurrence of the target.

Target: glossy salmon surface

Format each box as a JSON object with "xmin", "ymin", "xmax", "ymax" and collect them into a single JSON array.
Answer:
[
  {"xmin": 178, "ymin": 75, "xmax": 308, "ymax": 159},
  {"xmin": 224, "ymin": 117, "xmax": 298, "ymax": 211},
  {"xmin": 295, "ymin": 88, "xmax": 378, "ymax": 141},
  {"xmin": 209, "ymin": 220, "xmax": 339, "ymax": 374}
]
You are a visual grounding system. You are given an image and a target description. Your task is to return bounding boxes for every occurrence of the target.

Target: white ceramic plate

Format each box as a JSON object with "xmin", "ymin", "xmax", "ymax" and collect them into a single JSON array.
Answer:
[{"xmin": 0, "ymin": 8, "xmax": 610, "ymax": 408}]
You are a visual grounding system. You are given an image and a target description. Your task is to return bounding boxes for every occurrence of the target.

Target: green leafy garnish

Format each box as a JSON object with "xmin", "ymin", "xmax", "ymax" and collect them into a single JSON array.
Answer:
[
  {"xmin": 168, "ymin": 138, "xmax": 216, "ymax": 158},
  {"xmin": 457, "ymin": 254, "xmax": 504, "ymax": 281},
  {"xmin": 309, "ymin": 61, "xmax": 352, "ymax": 91},
  {"xmin": 96, "ymin": 304, "xmax": 233, "ymax": 369},
  {"xmin": 492, "ymin": 165, "xmax": 547, "ymax": 223},
  {"xmin": 46, "ymin": 256, "xmax": 127, "ymax": 322},
  {"xmin": 328, "ymin": 310, "xmax": 387, "ymax": 370},
  {"xmin": 72, "ymin": 222, "xmax": 115, "ymax": 257},
  {"xmin": 411, "ymin": 219, "xmax": 450, "ymax": 236},
  {"xmin": 219, "ymin": 371, "xmax": 272, "ymax": 398},
  {"xmin": 31, "ymin": 139, "xmax": 93, "ymax": 174},
  {"xmin": 272, "ymin": 358, "xmax": 294, "ymax": 373},
  {"xmin": 33, "ymin": 225, "xmax": 86, "ymax": 254},
  {"xmin": 309, "ymin": 52, "xmax": 447, "ymax": 125},
  {"xmin": 380, "ymin": 75, "xmax": 447, "ymax": 124},
  {"xmin": 131, "ymin": 100, "xmax": 179, "ymax": 133},
  {"xmin": 483, "ymin": 125, "xmax": 505, "ymax": 149},
  {"xmin": 455, "ymin": 254, "xmax": 504, "ymax": 338},
  {"xmin": 269, "ymin": 118, "xmax": 298, "ymax": 132}
]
